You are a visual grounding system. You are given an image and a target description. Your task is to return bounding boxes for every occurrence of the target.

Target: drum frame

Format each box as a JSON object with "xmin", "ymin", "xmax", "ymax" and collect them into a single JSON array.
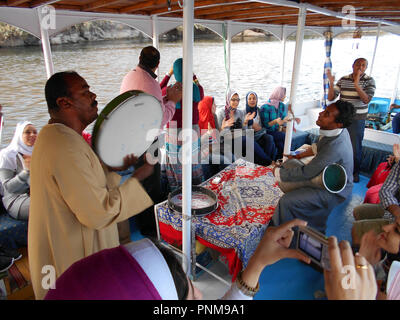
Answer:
[{"xmin": 92, "ymin": 90, "xmax": 161, "ymax": 166}]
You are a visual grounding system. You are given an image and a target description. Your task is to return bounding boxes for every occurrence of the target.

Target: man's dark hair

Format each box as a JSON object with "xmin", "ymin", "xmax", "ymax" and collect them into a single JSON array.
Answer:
[
  {"xmin": 139, "ymin": 46, "xmax": 160, "ymax": 69},
  {"xmin": 45, "ymin": 71, "xmax": 79, "ymax": 112},
  {"xmin": 353, "ymin": 57, "xmax": 368, "ymax": 67},
  {"xmin": 334, "ymin": 100, "xmax": 356, "ymax": 128}
]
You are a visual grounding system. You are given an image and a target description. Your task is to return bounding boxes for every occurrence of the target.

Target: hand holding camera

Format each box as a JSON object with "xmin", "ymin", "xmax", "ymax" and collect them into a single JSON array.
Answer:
[
  {"xmin": 296, "ymin": 226, "xmax": 377, "ymax": 300},
  {"xmin": 241, "ymin": 219, "xmax": 311, "ymax": 290}
]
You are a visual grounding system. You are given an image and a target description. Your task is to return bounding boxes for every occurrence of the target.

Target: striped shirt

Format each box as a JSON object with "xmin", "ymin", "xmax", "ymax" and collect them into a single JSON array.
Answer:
[
  {"xmin": 379, "ymin": 161, "xmax": 400, "ymax": 209},
  {"xmin": 334, "ymin": 73, "xmax": 376, "ymax": 119}
]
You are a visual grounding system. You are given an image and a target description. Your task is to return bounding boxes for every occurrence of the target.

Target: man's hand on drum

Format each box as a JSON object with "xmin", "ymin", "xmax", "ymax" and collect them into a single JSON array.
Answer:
[
  {"xmin": 106, "ymin": 154, "xmax": 138, "ymax": 172},
  {"xmin": 132, "ymin": 160, "xmax": 154, "ymax": 182},
  {"xmin": 167, "ymin": 82, "xmax": 182, "ymax": 103}
]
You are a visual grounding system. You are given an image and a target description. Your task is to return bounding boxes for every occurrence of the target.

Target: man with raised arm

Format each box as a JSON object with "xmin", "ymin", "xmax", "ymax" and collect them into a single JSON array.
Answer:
[{"xmin": 327, "ymin": 58, "xmax": 376, "ymax": 182}]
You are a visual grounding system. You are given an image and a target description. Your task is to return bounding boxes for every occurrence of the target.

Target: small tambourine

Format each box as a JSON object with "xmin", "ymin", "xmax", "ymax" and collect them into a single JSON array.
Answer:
[
  {"xmin": 168, "ymin": 186, "xmax": 218, "ymax": 217},
  {"xmin": 92, "ymin": 90, "xmax": 163, "ymax": 167}
]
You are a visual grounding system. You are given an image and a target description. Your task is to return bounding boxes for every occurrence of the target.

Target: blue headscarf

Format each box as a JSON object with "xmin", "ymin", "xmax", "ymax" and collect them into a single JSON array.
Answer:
[
  {"xmin": 173, "ymin": 58, "xmax": 201, "ymax": 109},
  {"xmin": 245, "ymin": 91, "xmax": 258, "ymax": 127}
]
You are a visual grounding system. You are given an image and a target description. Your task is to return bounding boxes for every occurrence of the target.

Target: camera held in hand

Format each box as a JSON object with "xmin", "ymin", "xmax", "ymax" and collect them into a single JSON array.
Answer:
[{"xmin": 296, "ymin": 225, "xmax": 331, "ymax": 271}]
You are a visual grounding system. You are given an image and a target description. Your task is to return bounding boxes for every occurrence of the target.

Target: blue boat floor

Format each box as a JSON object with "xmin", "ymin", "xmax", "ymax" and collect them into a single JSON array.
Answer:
[
  {"xmin": 255, "ymin": 174, "xmax": 369, "ymax": 300},
  {"xmin": 129, "ymin": 175, "xmax": 369, "ymax": 300}
]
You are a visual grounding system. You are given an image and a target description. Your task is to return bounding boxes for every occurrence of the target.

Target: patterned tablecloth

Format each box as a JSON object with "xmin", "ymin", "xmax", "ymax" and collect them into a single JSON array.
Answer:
[{"xmin": 156, "ymin": 158, "xmax": 283, "ymax": 280}]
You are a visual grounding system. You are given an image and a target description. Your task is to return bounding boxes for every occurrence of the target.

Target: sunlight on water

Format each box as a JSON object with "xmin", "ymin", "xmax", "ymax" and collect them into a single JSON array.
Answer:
[{"xmin": 0, "ymin": 34, "xmax": 399, "ymax": 147}]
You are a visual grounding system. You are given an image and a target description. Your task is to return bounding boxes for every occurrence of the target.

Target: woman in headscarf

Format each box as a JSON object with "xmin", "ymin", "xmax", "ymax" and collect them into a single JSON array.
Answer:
[
  {"xmin": 44, "ymin": 219, "xmax": 310, "ymax": 300},
  {"xmin": 259, "ymin": 87, "xmax": 300, "ymax": 160},
  {"xmin": 215, "ymin": 89, "xmax": 245, "ymax": 130},
  {"xmin": 246, "ymin": 91, "xmax": 277, "ymax": 164},
  {"xmin": 0, "ymin": 121, "xmax": 37, "ymax": 220},
  {"xmin": 198, "ymin": 96, "xmax": 216, "ymax": 132},
  {"xmin": 162, "ymin": 58, "xmax": 204, "ymax": 192},
  {"xmin": 198, "ymin": 96, "xmax": 232, "ymax": 178},
  {"xmin": 216, "ymin": 90, "xmax": 273, "ymax": 166}
]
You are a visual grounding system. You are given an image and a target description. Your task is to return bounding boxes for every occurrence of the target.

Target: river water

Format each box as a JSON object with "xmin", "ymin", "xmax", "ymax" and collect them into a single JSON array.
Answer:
[{"xmin": 0, "ymin": 34, "xmax": 399, "ymax": 147}]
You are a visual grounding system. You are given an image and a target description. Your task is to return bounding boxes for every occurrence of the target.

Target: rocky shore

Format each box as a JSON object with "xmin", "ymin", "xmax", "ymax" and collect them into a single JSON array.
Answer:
[{"xmin": 0, "ymin": 20, "xmax": 272, "ymax": 47}]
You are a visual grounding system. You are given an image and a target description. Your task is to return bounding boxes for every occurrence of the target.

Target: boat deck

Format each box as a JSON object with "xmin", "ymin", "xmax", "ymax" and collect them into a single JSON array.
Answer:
[{"xmin": 129, "ymin": 174, "xmax": 369, "ymax": 300}]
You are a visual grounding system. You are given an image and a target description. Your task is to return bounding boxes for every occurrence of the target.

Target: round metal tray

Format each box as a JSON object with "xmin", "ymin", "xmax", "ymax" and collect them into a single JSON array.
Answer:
[{"xmin": 167, "ymin": 185, "xmax": 218, "ymax": 217}]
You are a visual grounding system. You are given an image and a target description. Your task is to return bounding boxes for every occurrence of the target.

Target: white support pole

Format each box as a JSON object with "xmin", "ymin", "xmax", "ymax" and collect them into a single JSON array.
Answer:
[
  {"xmin": 390, "ymin": 61, "xmax": 400, "ymax": 106},
  {"xmin": 152, "ymin": 15, "xmax": 159, "ymax": 79},
  {"xmin": 225, "ymin": 20, "xmax": 232, "ymax": 93},
  {"xmin": 181, "ymin": 0, "xmax": 194, "ymax": 277},
  {"xmin": 280, "ymin": 25, "xmax": 287, "ymax": 86},
  {"xmin": 369, "ymin": 23, "xmax": 381, "ymax": 77},
  {"xmin": 283, "ymin": 5, "xmax": 306, "ymax": 157},
  {"xmin": 37, "ymin": 6, "xmax": 55, "ymax": 78}
]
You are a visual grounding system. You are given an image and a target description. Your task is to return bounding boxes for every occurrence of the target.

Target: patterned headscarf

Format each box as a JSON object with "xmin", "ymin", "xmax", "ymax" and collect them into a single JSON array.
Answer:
[{"xmin": 224, "ymin": 89, "xmax": 240, "ymax": 120}]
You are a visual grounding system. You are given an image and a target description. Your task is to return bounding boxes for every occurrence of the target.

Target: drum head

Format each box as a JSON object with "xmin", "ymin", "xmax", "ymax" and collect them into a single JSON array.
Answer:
[
  {"xmin": 92, "ymin": 90, "xmax": 162, "ymax": 167},
  {"xmin": 168, "ymin": 186, "xmax": 218, "ymax": 217}
]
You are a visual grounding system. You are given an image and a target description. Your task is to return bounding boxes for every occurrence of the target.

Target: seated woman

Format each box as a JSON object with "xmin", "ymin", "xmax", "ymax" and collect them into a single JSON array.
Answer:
[
  {"xmin": 198, "ymin": 96, "xmax": 232, "ymax": 178},
  {"xmin": 363, "ymin": 153, "xmax": 397, "ymax": 204},
  {"xmin": 259, "ymin": 87, "xmax": 300, "ymax": 160},
  {"xmin": 0, "ymin": 121, "xmax": 37, "ymax": 220},
  {"xmin": 351, "ymin": 144, "xmax": 400, "ymax": 247},
  {"xmin": 216, "ymin": 90, "xmax": 273, "ymax": 166},
  {"xmin": 245, "ymin": 91, "xmax": 277, "ymax": 163}
]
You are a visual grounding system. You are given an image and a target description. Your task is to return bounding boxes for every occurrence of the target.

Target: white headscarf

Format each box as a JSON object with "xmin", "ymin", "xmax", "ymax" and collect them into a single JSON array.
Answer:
[
  {"xmin": 123, "ymin": 239, "xmax": 179, "ymax": 300},
  {"xmin": 0, "ymin": 121, "xmax": 34, "ymax": 171}
]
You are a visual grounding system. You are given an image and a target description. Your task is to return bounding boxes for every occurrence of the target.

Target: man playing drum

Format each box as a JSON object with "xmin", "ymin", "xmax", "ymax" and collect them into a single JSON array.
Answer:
[
  {"xmin": 272, "ymin": 100, "xmax": 355, "ymax": 234},
  {"xmin": 28, "ymin": 71, "xmax": 154, "ymax": 299}
]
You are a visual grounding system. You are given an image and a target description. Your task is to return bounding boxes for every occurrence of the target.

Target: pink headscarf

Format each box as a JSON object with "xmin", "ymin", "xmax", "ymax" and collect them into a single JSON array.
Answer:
[{"xmin": 267, "ymin": 87, "xmax": 286, "ymax": 109}]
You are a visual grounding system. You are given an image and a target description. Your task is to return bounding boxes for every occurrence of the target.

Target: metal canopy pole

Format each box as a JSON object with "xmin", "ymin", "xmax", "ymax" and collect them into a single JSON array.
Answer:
[
  {"xmin": 283, "ymin": 5, "xmax": 306, "ymax": 157},
  {"xmin": 280, "ymin": 25, "xmax": 287, "ymax": 86},
  {"xmin": 181, "ymin": 0, "xmax": 194, "ymax": 277},
  {"xmin": 369, "ymin": 23, "xmax": 381, "ymax": 77},
  {"xmin": 37, "ymin": 6, "xmax": 55, "ymax": 78},
  {"xmin": 226, "ymin": 20, "xmax": 232, "ymax": 93},
  {"xmin": 390, "ymin": 60, "xmax": 400, "ymax": 106}
]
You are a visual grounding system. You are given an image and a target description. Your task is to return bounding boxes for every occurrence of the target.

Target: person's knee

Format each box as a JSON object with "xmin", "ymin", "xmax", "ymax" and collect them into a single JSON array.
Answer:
[
  {"xmin": 353, "ymin": 206, "xmax": 362, "ymax": 220},
  {"xmin": 265, "ymin": 134, "xmax": 274, "ymax": 144}
]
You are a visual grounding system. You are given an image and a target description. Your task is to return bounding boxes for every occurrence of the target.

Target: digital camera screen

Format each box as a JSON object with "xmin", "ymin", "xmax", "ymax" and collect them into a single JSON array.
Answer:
[{"xmin": 299, "ymin": 231, "xmax": 322, "ymax": 262}]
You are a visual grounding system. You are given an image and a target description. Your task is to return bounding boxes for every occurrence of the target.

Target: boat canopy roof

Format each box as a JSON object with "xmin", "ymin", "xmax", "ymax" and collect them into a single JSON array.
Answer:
[{"xmin": 1, "ymin": 0, "xmax": 400, "ymax": 40}]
